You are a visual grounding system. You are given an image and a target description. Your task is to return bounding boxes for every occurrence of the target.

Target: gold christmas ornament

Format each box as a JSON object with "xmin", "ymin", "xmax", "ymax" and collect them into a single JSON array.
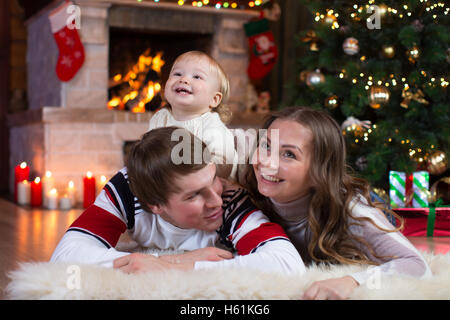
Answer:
[
  {"xmin": 407, "ymin": 46, "xmax": 420, "ymax": 63},
  {"xmin": 299, "ymin": 71, "xmax": 308, "ymax": 82},
  {"xmin": 427, "ymin": 150, "xmax": 448, "ymax": 176},
  {"xmin": 341, "ymin": 116, "xmax": 371, "ymax": 137},
  {"xmin": 400, "ymin": 88, "xmax": 429, "ymax": 109},
  {"xmin": 301, "ymin": 30, "xmax": 320, "ymax": 51},
  {"xmin": 381, "ymin": 45, "xmax": 395, "ymax": 58},
  {"xmin": 324, "ymin": 95, "xmax": 339, "ymax": 109},
  {"xmin": 325, "ymin": 13, "xmax": 337, "ymax": 24},
  {"xmin": 343, "ymin": 37, "xmax": 359, "ymax": 55},
  {"xmin": 428, "ymin": 177, "xmax": 450, "ymax": 204},
  {"xmin": 369, "ymin": 85, "xmax": 390, "ymax": 109},
  {"xmin": 306, "ymin": 69, "xmax": 325, "ymax": 87},
  {"xmin": 372, "ymin": 187, "xmax": 390, "ymax": 204}
]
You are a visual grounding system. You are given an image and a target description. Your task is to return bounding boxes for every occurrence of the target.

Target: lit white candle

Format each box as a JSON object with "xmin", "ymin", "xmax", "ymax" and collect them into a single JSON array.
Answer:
[
  {"xmin": 96, "ymin": 175, "xmax": 108, "ymax": 194},
  {"xmin": 17, "ymin": 180, "xmax": 31, "ymax": 205},
  {"xmin": 66, "ymin": 180, "xmax": 77, "ymax": 206},
  {"xmin": 59, "ymin": 194, "xmax": 72, "ymax": 210},
  {"xmin": 47, "ymin": 188, "xmax": 58, "ymax": 210},
  {"xmin": 42, "ymin": 171, "xmax": 54, "ymax": 207}
]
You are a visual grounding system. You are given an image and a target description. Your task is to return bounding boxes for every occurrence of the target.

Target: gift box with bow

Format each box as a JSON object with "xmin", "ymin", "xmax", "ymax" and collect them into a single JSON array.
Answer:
[
  {"xmin": 389, "ymin": 171, "xmax": 429, "ymax": 208},
  {"xmin": 395, "ymin": 200, "xmax": 450, "ymax": 237}
]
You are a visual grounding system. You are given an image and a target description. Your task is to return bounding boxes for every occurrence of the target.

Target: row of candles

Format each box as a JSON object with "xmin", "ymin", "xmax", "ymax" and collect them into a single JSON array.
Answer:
[{"xmin": 15, "ymin": 162, "xmax": 107, "ymax": 210}]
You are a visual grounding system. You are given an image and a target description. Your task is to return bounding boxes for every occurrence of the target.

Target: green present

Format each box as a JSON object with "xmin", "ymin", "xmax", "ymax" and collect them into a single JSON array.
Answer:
[{"xmin": 389, "ymin": 171, "xmax": 429, "ymax": 208}]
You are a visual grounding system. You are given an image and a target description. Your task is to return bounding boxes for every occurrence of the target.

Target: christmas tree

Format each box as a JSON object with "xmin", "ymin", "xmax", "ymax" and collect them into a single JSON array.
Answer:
[{"xmin": 286, "ymin": 0, "xmax": 449, "ymax": 192}]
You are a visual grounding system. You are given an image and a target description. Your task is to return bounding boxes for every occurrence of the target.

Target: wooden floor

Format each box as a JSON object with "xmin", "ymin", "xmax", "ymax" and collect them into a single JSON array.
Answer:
[{"xmin": 1, "ymin": 197, "xmax": 449, "ymax": 299}]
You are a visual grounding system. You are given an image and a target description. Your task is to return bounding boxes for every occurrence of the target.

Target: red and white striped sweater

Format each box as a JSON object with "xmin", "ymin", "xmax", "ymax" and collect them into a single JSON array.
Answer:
[{"xmin": 51, "ymin": 168, "xmax": 305, "ymax": 275}]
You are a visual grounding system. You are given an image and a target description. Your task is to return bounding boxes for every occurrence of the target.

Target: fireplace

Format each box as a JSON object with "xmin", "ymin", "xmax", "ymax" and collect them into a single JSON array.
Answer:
[
  {"xmin": 107, "ymin": 27, "xmax": 213, "ymax": 112},
  {"xmin": 8, "ymin": 0, "xmax": 257, "ymax": 203}
]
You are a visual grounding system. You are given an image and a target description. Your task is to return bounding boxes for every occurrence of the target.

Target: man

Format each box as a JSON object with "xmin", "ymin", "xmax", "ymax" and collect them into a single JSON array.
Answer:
[{"xmin": 51, "ymin": 127, "xmax": 305, "ymax": 275}]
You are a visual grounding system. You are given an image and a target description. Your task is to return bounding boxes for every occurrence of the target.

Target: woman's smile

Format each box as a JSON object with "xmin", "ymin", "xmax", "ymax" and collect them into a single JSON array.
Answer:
[{"xmin": 260, "ymin": 172, "xmax": 284, "ymax": 183}]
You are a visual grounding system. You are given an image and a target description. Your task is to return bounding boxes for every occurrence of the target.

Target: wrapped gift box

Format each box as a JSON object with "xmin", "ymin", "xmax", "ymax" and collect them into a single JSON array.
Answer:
[
  {"xmin": 394, "ymin": 207, "xmax": 450, "ymax": 237},
  {"xmin": 389, "ymin": 171, "xmax": 429, "ymax": 208}
]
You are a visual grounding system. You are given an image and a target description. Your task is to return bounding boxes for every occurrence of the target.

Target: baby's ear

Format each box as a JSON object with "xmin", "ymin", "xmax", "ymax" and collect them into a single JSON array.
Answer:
[{"xmin": 210, "ymin": 92, "xmax": 223, "ymax": 108}]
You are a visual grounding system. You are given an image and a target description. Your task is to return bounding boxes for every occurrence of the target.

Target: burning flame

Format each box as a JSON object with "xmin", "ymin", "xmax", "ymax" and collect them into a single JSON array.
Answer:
[{"xmin": 108, "ymin": 50, "xmax": 165, "ymax": 112}]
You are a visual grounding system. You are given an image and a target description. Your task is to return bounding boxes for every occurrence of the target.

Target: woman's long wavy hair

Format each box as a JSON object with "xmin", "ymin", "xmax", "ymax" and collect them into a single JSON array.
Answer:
[{"xmin": 243, "ymin": 106, "xmax": 404, "ymax": 266}]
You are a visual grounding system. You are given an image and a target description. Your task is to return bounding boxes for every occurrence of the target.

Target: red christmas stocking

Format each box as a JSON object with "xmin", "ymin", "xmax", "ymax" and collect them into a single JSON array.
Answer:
[
  {"xmin": 244, "ymin": 18, "xmax": 278, "ymax": 80},
  {"xmin": 48, "ymin": 1, "xmax": 85, "ymax": 82}
]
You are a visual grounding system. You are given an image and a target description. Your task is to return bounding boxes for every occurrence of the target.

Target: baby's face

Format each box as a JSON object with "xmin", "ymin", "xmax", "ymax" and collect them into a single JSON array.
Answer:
[{"xmin": 164, "ymin": 55, "xmax": 222, "ymax": 116}]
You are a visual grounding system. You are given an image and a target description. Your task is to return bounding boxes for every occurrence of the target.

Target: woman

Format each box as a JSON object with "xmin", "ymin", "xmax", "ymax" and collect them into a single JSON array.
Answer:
[{"xmin": 242, "ymin": 106, "xmax": 431, "ymax": 299}]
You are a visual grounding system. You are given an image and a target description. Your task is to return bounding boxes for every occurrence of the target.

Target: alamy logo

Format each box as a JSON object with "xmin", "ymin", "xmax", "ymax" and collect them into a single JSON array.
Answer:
[
  {"xmin": 66, "ymin": 4, "xmax": 81, "ymax": 30},
  {"xmin": 170, "ymin": 128, "xmax": 280, "ymax": 170},
  {"xmin": 66, "ymin": 264, "xmax": 81, "ymax": 290},
  {"xmin": 367, "ymin": 5, "xmax": 381, "ymax": 29},
  {"xmin": 366, "ymin": 266, "xmax": 381, "ymax": 290}
]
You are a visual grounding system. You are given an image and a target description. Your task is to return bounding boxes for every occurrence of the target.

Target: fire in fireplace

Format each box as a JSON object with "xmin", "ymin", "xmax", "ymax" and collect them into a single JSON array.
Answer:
[{"xmin": 107, "ymin": 49, "xmax": 165, "ymax": 113}]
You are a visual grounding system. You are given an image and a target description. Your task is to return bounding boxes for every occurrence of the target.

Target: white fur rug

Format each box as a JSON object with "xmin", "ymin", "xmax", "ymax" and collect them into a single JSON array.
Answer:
[{"xmin": 5, "ymin": 251, "xmax": 450, "ymax": 300}]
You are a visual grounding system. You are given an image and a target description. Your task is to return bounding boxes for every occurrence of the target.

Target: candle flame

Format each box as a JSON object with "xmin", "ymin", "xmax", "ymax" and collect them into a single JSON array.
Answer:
[
  {"xmin": 101, "ymin": 175, "xmax": 107, "ymax": 183},
  {"xmin": 86, "ymin": 171, "xmax": 93, "ymax": 178},
  {"xmin": 49, "ymin": 188, "xmax": 57, "ymax": 195},
  {"xmin": 20, "ymin": 162, "xmax": 27, "ymax": 169},
  {"xmin": 68, "ymin": 180, "xmax": 75, "ymax": 188},
  {"xmin": 46, "ymin": 171, "xmax": 52, "ymax": 178},
  {"xmin": 34, "ymin": 177, "xmax": 41, "ymax": 183}
]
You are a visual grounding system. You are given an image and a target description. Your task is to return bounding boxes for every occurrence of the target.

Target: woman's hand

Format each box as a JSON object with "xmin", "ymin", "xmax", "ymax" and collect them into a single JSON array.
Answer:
[
  {"xmin": 302, "ymin": 276, "xmax": 359, "ymax": 300},
  {"xmin": 113, "ymin": 253, "xmax": 194, "ymax": 274},
  {"xmin": 160, "ymin": 247, "xmax": 233, "ymax": 264}
]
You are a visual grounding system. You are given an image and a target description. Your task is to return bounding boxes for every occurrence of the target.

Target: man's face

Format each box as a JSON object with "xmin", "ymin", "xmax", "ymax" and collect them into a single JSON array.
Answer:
[{"xmin": 154, "ymin": 163, "xmax": 224, "ymax": 232}]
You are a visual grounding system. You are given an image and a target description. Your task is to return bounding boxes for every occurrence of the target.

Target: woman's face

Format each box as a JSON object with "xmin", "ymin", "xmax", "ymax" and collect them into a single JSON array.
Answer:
[{"xmin": 252, "ymin": 119, "xmax": 314, "ymax": 203}]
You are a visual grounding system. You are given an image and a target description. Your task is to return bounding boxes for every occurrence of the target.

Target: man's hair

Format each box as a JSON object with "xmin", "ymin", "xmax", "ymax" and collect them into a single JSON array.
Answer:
[
  {"xmin": 127, "ymin": 126, "xmax": 211, "ymax": 210},
  {"xmin": 171, "ymin": 51, "xmax": 232, "ymax": 123}
]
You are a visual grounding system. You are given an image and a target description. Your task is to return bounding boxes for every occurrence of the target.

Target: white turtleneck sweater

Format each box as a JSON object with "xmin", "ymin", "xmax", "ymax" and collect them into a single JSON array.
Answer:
[
  {"xmin": 270, "ymin": 194, "xmax": 432, "ymax": 285},
  {"xmin": 148, "ymin": 108, "xmax": 238, "ymax": 180}
]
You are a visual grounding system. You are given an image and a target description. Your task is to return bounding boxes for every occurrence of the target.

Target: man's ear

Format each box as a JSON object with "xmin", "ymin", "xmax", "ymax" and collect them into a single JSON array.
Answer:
[
  {"xmin": 148, "ymin": 204, "xmax": 164, "ymax": 215},
  {"xmin": 210, "ymin": 92, "xmax": 223, "ymax": 109}
]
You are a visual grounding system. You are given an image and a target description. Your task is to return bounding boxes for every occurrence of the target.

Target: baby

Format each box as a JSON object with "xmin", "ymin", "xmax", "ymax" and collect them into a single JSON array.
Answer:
[{"xmin": 149, "ymin": 51, "xmax": 238, "ymax": 180}]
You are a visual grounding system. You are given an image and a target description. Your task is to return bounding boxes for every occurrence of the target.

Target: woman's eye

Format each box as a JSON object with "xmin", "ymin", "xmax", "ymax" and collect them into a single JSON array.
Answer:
[{"xmin": 282, "ymin": 151, "xmax": 296, "ymax": 159}]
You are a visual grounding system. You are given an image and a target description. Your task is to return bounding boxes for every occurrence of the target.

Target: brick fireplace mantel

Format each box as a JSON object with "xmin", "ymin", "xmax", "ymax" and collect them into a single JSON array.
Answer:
[{"xmin": 8, "ymin": 106, "xmax": 152, "ymax": 127}]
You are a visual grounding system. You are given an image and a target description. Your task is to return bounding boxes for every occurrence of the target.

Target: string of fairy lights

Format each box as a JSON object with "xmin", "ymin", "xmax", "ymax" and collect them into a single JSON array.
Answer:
[
  {"xmin": 135, "ymin": 0, "xmax": 264, "ymax": 9},
  {"xmin": 315, "ymin": 1, "xmax": 449, "ymax": 90},
  {"xmin": 315, "ymin": 1, "xmax": 448, "ymax": 26},
  {"xmin": 311, "ymin": 1, "xmax": 449, "ymax": 164}
]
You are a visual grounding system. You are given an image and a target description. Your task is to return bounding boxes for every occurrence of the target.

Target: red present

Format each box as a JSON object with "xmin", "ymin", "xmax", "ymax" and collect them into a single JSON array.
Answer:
[{"xmin": 394, "ymin": 207, "xmax": 450, "ymax": 237}]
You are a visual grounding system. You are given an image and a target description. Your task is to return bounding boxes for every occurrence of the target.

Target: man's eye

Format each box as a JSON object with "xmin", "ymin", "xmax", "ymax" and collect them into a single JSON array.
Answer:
[{"xmin": 187, "ymin": 192, "xmax": 200, "ymax": 200}]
